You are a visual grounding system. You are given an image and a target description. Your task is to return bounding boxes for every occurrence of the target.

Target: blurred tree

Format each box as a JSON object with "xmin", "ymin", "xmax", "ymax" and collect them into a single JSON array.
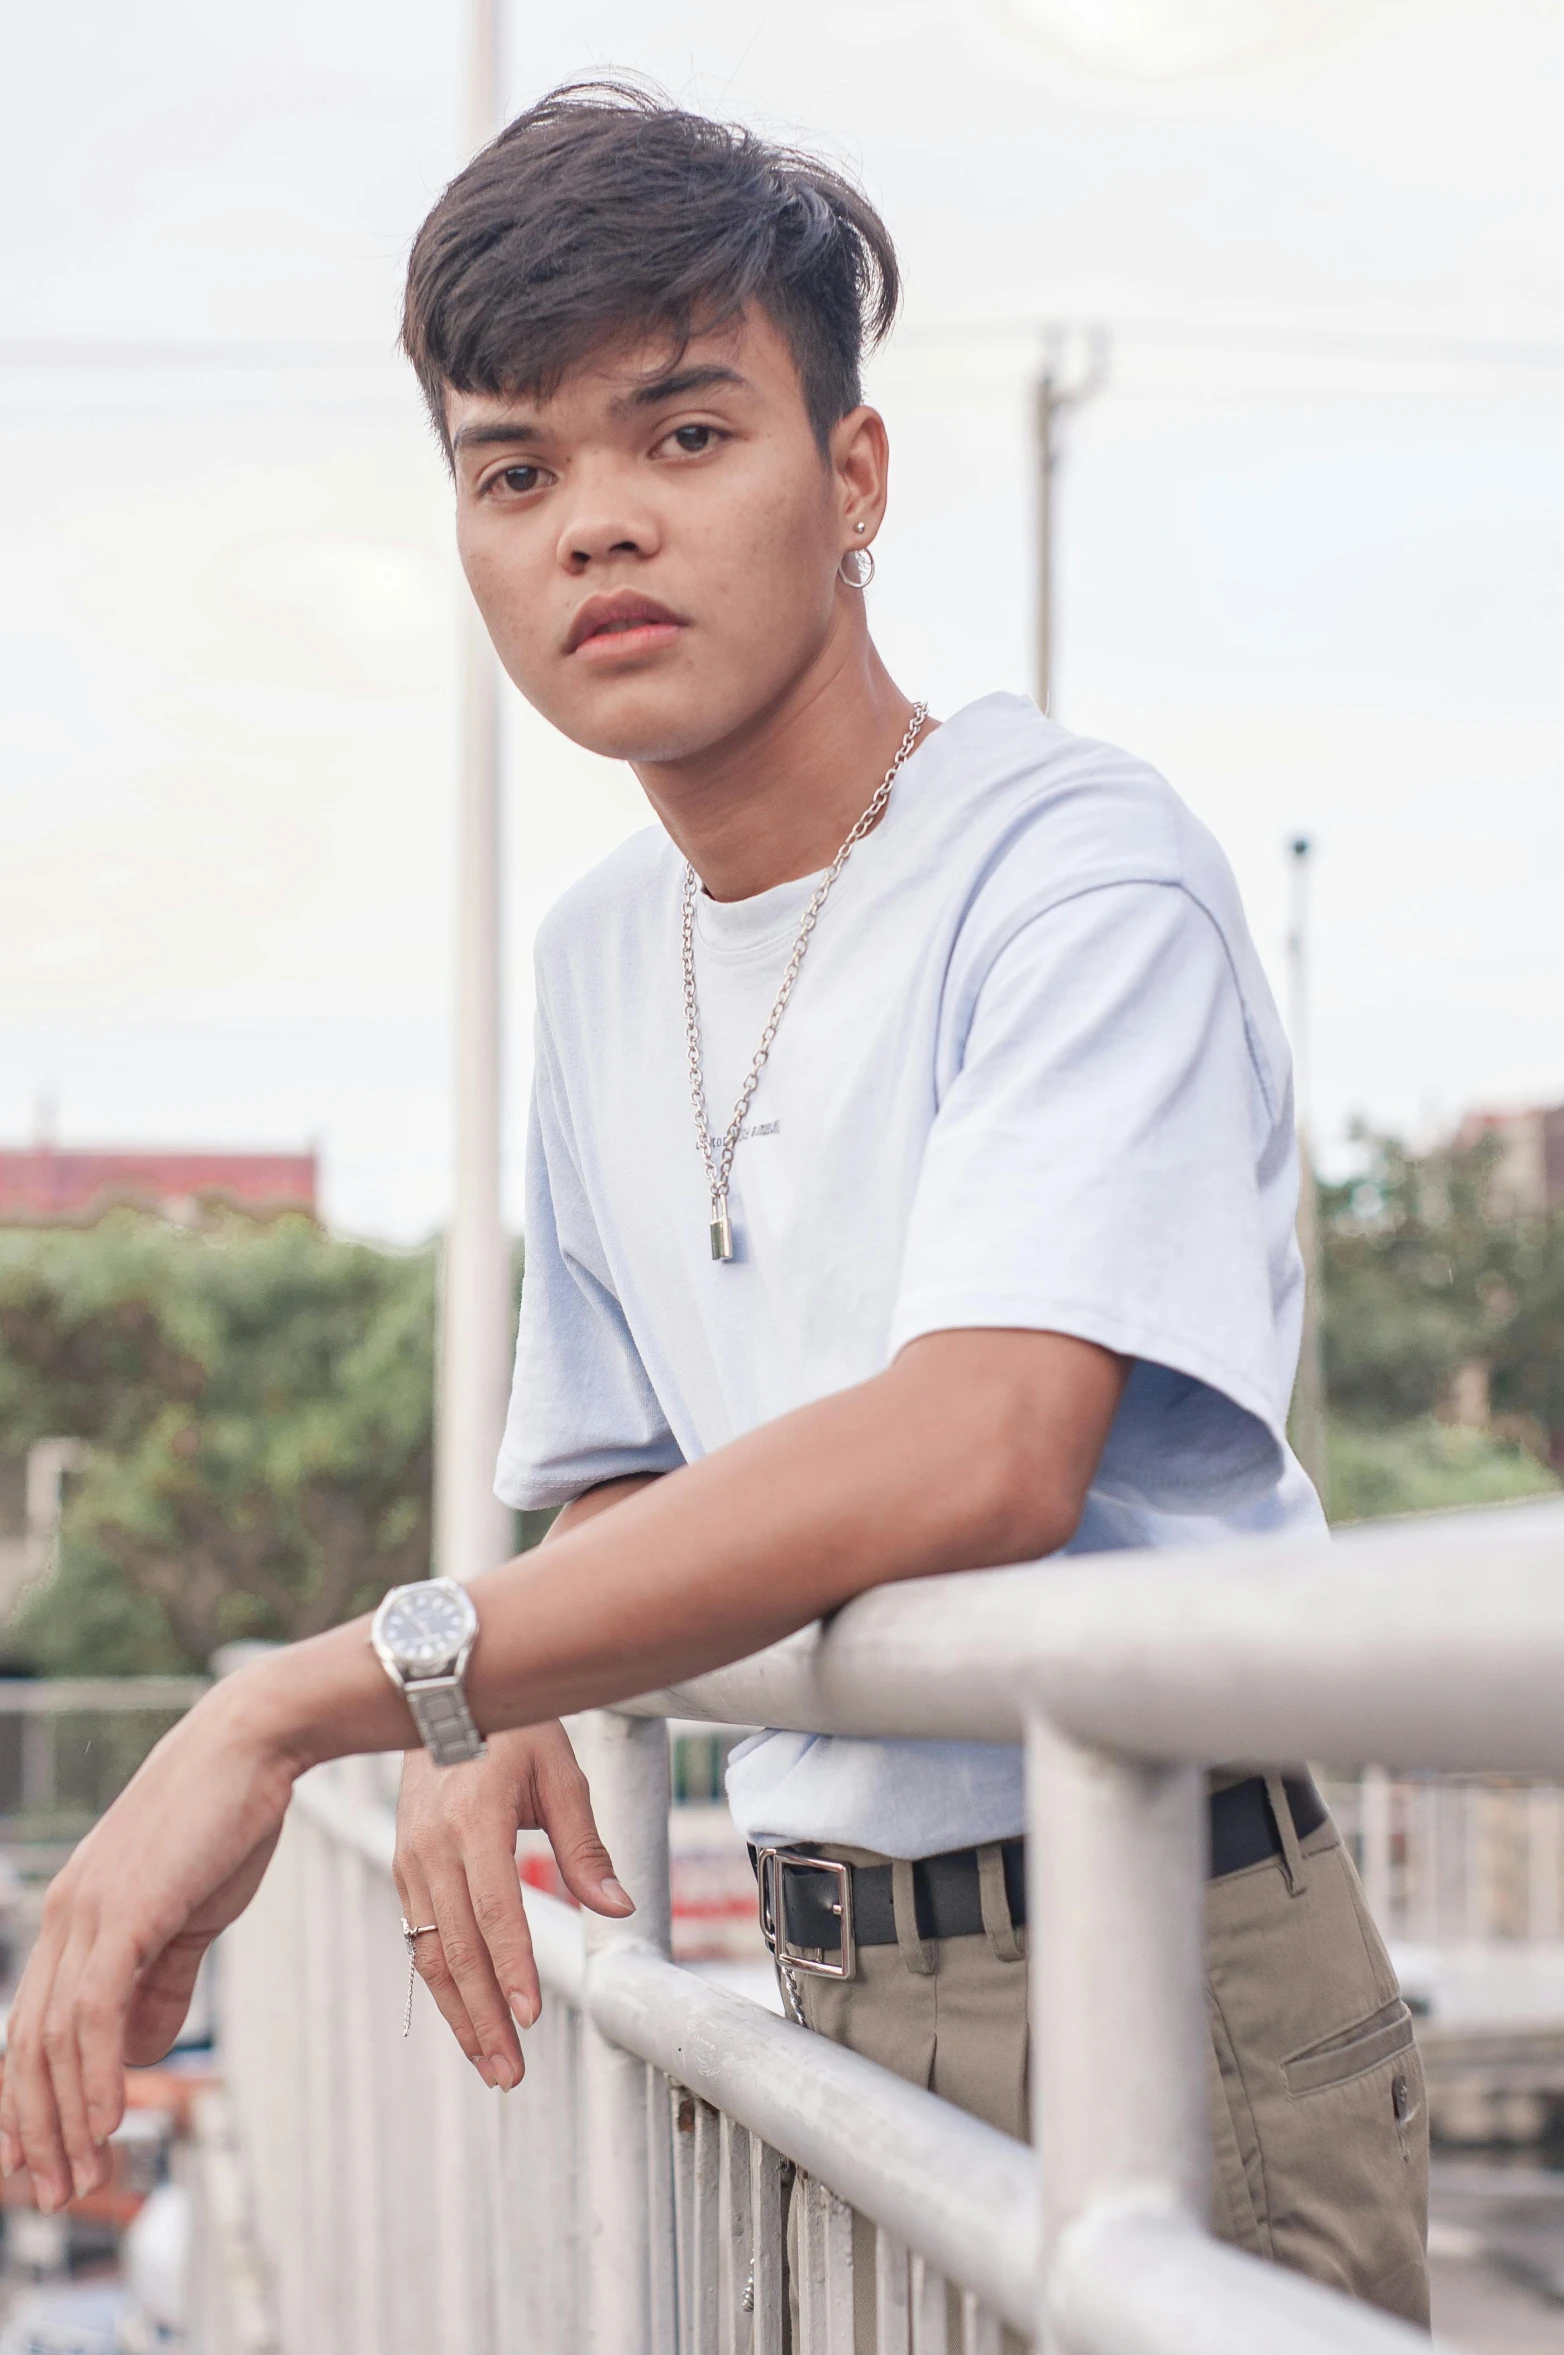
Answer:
[
  {"xmin": 1321, "ymin": 1133, "xmax": 1510, "ymax": 1426},
  {"xmin": 1489, "ymin": 1221, "xmax": 1564, "ymax": 1459},
  {"xmin": 0, "ymin": 1213, "xmax": 435, "ymax": 1670},
  {"xmin": 1319, "ymin": 1128, "xmax": 1564, "ymax": 1517},
  {"xmin": 1325, "ymin": 1416, "xmax": 1558, "ymax": 1524}
]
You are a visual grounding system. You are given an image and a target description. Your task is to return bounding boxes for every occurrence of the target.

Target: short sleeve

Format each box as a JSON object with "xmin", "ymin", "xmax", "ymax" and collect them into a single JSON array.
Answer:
[
  {"xmin": 888, "ymin": 881, "xmax": 1291, "ymax": 1513},
  {"xmin": 495, "ymin": 1013, "xmax": 685, "ymax": 1512}
]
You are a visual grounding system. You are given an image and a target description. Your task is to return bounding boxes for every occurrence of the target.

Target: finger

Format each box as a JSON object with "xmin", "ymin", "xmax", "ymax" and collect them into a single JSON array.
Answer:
[
  {"xmin": 423, "ymin": 1863, "xmax": 525, "ymax": 2090},
  {"xmin": 395, "ymin": 1859, "xmax": 487, "ymax": 2076},
  {"xmin": 123, "ymin": 1931, "xmax": 206, "ymax": 2070},
  {"xmin": 43, "ymin": 1918, "xmax": 112, "ymax": 2204},
  {"xmin": 462, "ymin": 1833, "xmax": 541, "ymax": 2034},
  {"xmin": 8, "ymin": 1952, "xmax": 74, "ymax": 2213},
  {"xmin": 0, "ymin": 1936, "xmax": 44, "ymax": 2176},
  {"xmin": 75, "ymin": 1944, "xmax": 133, "ymax": 2147},
  {"xmin": 0, "ymin": 1985, "xmax": 44, "ymax": 2188},
  {"xmin": 535, "ymin": 1743, "xmax": 635, "ymax": 1917}
]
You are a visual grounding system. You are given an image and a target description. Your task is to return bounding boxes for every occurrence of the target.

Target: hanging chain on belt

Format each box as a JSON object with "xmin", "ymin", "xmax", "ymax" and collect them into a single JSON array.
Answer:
[{"xmin": 681, "ymin": 701, "xmax": 929, "ymax": 1263}]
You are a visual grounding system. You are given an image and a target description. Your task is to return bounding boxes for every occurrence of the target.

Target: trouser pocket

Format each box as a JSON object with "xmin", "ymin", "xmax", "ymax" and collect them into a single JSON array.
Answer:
[
  {"xmin": 1283, "ymin": 1994, "xmax": 1417, "ymax": 2095},
  {"xmin": 1205, "ymin": 1825, "xmax": 1431, "ymax": 2330}
]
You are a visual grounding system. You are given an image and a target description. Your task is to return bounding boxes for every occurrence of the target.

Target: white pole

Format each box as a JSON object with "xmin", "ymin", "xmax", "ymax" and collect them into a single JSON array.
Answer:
[
  {"xmin": 1027, "ymin": 1716, "xmax": 1208, "ymax": 2341},
  {"xmin": 435, "ymin": 0, "xmax": 514, "ymax": 1586},
  {"xmin": 573, "ymin": 1712, "xmax": 675, "ymax": 2355},
  {"xmin": 465, "ymin": 0, "xmax": 499, "ymax": 154},
  {"xmin": 1360, "ymin": 1765, "xmax": 1394, "ymax": 1933},
  {"xmin": 1287, "ymin": 834, "xmax": 1328, "ymax": 1503},
  {"xmin": 1032, "ymin": 325, "xmax": 1108, "ymax": 720}
]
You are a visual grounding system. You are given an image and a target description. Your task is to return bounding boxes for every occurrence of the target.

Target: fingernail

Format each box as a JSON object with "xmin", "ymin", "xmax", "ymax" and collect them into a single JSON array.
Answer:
[
  {"xmin": 486, "ymin": 2054, "xmax": 515, "ymax": 2090},
  {"xmin": 602, "ymin": 1878, "xmax": 635, "ymax": 1913},
  {"xmin": 72, "ymin": 2162, "xmax": 95, "ymax": 2199},
  {"xmin": 509, "ymin": 1991, "xmax": 537, "ymax": 2030},
  {"xmin": 473, "ymin": 2058, "xmax": 496, "ymax": 2089},
  {"xmin": 86, "ymin": 2110, "xmax": 111, "ymax": 2146},
  {"xmin": 36, "ymin": 2187, "xmax": 55, "ymax": 2216}
]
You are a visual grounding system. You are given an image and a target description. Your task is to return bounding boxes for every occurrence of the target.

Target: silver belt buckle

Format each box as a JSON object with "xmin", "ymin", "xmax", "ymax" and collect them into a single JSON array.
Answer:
[{"xmin": 757, "ymin": 1846, "xmax": 855, "ymax": 1981}]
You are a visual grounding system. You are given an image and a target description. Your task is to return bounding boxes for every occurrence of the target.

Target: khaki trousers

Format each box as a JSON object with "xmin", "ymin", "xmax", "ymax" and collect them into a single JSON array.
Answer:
[{"xmin": 785, "ymin": 1812, "xmax": 1430, "ymax": 2347}]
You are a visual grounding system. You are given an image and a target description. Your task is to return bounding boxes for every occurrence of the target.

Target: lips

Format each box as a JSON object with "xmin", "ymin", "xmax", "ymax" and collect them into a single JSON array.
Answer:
[{"xmin": 566, "ymin": 590, "xmax": 686, "ymax": 655}]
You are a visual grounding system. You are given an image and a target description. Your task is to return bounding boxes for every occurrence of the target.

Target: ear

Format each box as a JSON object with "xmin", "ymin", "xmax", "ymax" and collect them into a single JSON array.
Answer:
[{"xmin": 830, "ymin": 405, "xmax": 889, "ymax": 550}]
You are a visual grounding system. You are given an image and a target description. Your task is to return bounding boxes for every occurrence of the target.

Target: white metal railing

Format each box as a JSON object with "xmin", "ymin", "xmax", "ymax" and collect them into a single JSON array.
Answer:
[
  {"xmin": 209, "ymin": 1497, "xmax": 1564, "ymax": 2354},
  {"xmin": 0, "ymin": 1676, "xmax": 207, "ymax": 1829},
  {"xmin": 1328, "ymin": 1767, "xmax": 1564, "ymax": 1947}
]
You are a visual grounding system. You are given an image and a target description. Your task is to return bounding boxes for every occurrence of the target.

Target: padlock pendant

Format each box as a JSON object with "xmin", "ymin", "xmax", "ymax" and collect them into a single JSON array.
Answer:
[{"xmin": 709, "ymin": 1208, "xmax": 734, "ymax": 1262}]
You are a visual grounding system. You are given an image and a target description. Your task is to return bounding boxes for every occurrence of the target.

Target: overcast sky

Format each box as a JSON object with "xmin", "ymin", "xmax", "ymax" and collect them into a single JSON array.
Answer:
[{"xmin": 2, "ymin": 0, "xmax": 1561, "ymax": 1236}]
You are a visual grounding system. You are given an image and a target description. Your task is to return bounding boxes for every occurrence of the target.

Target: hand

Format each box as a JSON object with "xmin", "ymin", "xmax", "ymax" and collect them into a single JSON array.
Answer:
[
  {"xmin": 394, "ymin": 1719, "xmax": 632, "ymax": 2089},
  {"xmin": 0, "ymin": 1675, "xmax": 299, "ymax": 2212}
]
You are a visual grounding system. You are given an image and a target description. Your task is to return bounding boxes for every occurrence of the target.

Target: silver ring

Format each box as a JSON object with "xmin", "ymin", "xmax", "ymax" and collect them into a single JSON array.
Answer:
[{"xmin": 401, "ymin": 1919, "xmax": 439, "ymax": 1938}]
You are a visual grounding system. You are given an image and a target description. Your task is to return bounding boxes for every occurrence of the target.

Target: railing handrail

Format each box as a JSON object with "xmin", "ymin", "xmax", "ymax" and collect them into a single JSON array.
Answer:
[
  {"xmin": 590, "ymin": 1942, "xmax": 1037, "ymax": 2328},
  {"xmin": 0, "ymin": 1675, "xmax": 209, "ymax": 1712},
  {"xmin": 258, "ymin": 1509, "xmax": 1564, "ymax": 2355},
  {"xmin": 291, "ymin": 1766, "xmax": 1038, "ymax": 2327},
  {"xmin": 626, "ymin": 1499, "xmax": 1564, "ymax": 1773}
]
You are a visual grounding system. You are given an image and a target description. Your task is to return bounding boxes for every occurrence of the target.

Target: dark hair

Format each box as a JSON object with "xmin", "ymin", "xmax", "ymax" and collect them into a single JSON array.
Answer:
[{"xmin": 401, "ymin": 82, "xmax": 900, "ymax": 453}]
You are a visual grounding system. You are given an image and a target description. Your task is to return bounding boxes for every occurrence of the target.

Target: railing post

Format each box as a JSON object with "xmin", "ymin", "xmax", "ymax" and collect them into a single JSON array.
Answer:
[
  {"xmin": 1360, "ymin": 1765, "xmax": 1393, "ymax": 1932},
  {"xmin": 1530, "ymin": 1782, "xmax": 1561, "ymax": 1940},
  {"xmin": 20, "ymin": 1710, "xmax": 53, "ymax": 1812},
  {"xmin": 573, "ymin": 1711, "xmax": 673, "ymax": 2355},
  {"xmin": 1026, "ymin": 1714, "xmax": 1208, "ymax": 2346}
]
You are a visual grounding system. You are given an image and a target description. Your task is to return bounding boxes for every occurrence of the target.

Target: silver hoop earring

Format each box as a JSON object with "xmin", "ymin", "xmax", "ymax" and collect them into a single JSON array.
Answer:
[{"xmin": 838, "ymin": 546, "xmax": 875, "ymax": 589}]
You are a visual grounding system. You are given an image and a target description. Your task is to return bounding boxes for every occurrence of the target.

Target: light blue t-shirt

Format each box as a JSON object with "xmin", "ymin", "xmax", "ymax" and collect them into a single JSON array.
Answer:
[{"xmin": 497, "ymin": 694, "xmax": 1324, "ymax": 1858}]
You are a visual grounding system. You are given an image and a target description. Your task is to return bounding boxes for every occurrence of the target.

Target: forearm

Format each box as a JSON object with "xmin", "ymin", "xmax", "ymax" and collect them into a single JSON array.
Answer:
[
  {"xmin": 545, "ymin": 1472, "xmax": 662, "ymax": 1542},
  {"xmin": 247, "ymin": 1328, "xmax": 1122, "ymax": 1774}
]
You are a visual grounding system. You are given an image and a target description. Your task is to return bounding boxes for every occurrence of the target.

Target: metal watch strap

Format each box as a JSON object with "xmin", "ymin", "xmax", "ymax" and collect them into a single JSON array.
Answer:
[{"xmin": 404, "ymin": 1675, "xmax": 486, "ymax": 1768}]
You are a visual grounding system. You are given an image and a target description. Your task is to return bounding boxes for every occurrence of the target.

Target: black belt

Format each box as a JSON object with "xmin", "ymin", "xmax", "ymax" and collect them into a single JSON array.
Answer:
[{"xmin": 752, "ymin": 1774, "xmax": 1327, "ymax": 1968}]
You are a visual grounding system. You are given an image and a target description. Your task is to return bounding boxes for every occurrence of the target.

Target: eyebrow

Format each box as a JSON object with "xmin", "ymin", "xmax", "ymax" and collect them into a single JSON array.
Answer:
[
  {"xmin": 449, "ymin": 364, "xmax": 754, "ymax": 456},
  {"xmin": 450, "ymin": 416, "xmax": 547, "ymax": 454},
  {"xmin": 611, "ymin": 364, "xmax": 752, "ymax": 414}
]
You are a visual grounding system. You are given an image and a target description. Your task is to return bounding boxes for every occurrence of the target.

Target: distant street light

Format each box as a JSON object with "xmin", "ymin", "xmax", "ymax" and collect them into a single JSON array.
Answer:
[{"xmin": 1287, "ymin": 835, "xmax": 1328, "ymax": 1502}]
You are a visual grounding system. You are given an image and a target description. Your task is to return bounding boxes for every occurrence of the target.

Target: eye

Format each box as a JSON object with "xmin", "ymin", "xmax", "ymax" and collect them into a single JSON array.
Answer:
[
  {"xmin": 663, "ymin": 424, "xmax": 723, "ymax": 457},
  {"xmin": 497, "ymin": 464, "xmax": 542, "ymax": 494}
]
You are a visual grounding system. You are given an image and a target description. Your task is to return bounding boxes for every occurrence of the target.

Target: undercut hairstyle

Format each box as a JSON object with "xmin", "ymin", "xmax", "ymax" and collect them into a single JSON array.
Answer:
[{"xmin": 401, "ymin": 82, "xmax": 900, "ymax": 454}]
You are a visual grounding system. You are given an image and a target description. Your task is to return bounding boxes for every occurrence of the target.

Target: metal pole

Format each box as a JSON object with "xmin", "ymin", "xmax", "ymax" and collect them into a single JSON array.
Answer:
[
  {"xmin": 1287, "ymin": 835, "xmax": 1328, "ymax": 1504},
  {"xmin": 1034, "ymin": 375, "xmax": 1056, "ymax": 719},
  {"xmin": 573, "ymin": 1712, "xmax": 674, "ymax": 2355},
  {"xmin": 1032, "ymin": 328, "xmax": 1108, "ymax": 720},
  {"xmin": 434, "ymin": 0, "xmax": 514, "ymax": 1586},
  {"xmin": 1027, "ymin": 1715, "xmax": 1208, "ymax": 2342},
  {"xmin": 1360, "ymin": 1764, "xmax": 1393, "ymax": 1931},
  {"xmin": 465, "ymin": 0, "xmax": 499, "ymax": 154}
]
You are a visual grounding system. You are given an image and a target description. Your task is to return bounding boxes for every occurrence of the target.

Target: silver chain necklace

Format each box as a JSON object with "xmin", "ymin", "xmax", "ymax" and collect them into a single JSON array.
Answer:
[{"xmin": 681, "ymin": 701, "xmax": 929, "ymax": 1262}]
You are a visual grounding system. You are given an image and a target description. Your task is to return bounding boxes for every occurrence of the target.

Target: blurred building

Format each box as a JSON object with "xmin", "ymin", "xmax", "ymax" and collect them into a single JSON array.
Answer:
[
  {"xmin": 1453, "ymin": 1105, "xmax": 1564, "ymax": 1222},
  {"xmin": 0, "ymin": 1145, "xmax": 316, "ymax": 1227}
]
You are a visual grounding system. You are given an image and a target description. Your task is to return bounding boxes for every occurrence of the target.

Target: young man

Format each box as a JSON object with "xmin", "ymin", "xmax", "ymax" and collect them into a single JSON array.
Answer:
[{"xmin": 0, "ymin": 84, "xmax": 1428, "ymax": 2330}]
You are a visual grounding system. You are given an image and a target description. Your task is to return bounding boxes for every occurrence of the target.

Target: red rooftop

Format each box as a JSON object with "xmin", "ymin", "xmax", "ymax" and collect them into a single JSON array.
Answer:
[{"xmin": 0, "ymin": 1147, "xmax": 317, "ymax": 1225}]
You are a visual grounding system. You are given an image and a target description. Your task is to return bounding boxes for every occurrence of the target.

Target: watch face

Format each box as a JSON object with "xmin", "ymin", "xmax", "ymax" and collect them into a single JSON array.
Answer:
[{"xmin": 376, "ymin": 1581, "xmax": 475, "ymax": 1671}]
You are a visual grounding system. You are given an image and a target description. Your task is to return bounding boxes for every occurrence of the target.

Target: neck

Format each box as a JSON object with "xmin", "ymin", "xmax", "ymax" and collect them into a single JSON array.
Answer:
[{"xmin": 632, "ymin": 628, "xmax": 928, "ymax": 903}]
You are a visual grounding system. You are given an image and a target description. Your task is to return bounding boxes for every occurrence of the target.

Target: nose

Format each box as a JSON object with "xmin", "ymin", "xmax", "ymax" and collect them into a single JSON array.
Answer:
[{"xmin": 555, "ymin": 467, "xmax": 661, "ymax": 573}]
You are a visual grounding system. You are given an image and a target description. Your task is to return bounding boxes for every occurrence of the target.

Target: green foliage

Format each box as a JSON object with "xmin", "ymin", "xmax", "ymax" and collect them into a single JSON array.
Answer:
[
  {"xmin": 0, "ymin": 1213, "xmax": 436, "ymax": 1671},
  {"xmin": 1489, "ymin": 1231, "xmax": 1564, "ymax": 1443},
  {"xmin": 1320, "ymin": 1128, "xmax": 1564, "ymax": 1521},
  {"xmin": 1326, "ymin": 1416, "xmax": 1559, "ymax": 1525},
  {"xmin": 1321, "ymin": 1135, "xmax": 1510, "ymax": 1425},
  {"xmin": 14, "ymin": 1535, "xmax": 197, "ymax": 1676}
]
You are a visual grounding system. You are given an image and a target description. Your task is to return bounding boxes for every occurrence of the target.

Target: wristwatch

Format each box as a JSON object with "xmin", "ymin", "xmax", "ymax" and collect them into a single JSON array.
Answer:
[{"xmin": 370, "ymin": 1578, "xmax": 486, "ymax": 1767}]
